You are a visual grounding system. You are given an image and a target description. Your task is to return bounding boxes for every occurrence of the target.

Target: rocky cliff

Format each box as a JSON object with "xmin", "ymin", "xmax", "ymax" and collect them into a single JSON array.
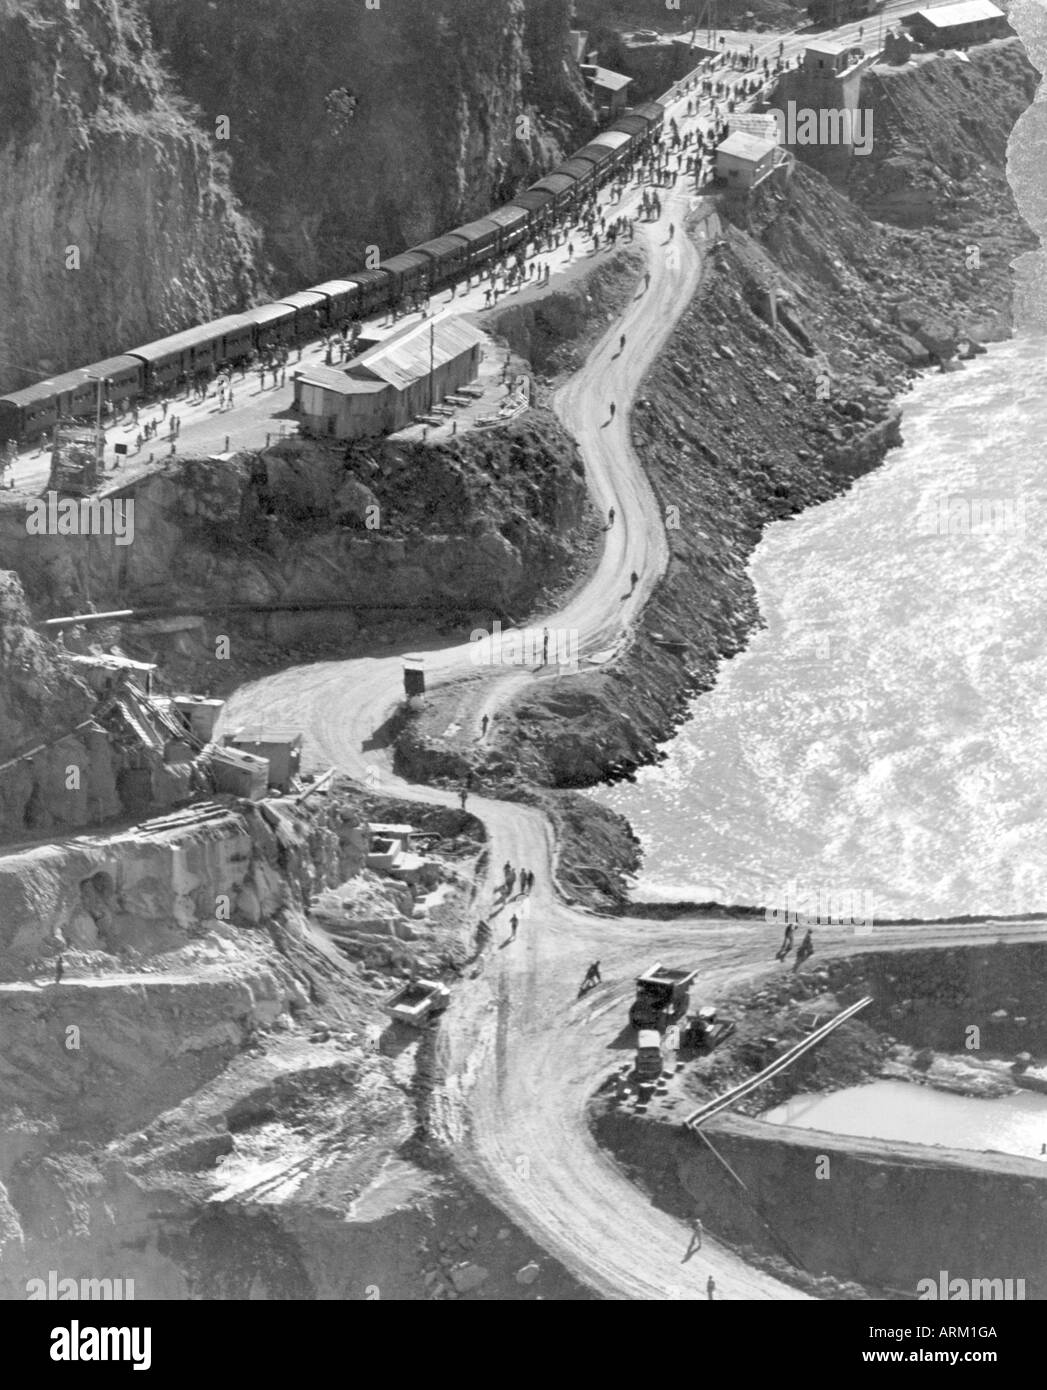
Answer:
[
  {"xmin": 0, "ymin": 0, "xmax": 263, "ymax": 393},
  {"xmin": 144, "ymin": 0, "xmax": 594, "ymax": 289}
]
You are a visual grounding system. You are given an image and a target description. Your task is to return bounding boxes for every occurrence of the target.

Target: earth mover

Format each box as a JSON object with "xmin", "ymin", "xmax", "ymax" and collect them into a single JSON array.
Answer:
[{"xmin": 629, "ymin": 962, "xmax": 698, "ymax": 1031}]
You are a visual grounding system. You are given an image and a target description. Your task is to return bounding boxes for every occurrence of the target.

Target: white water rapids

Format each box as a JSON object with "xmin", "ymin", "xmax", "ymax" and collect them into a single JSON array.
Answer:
[{"xmin": 598, "ymin": 335, "xmax": 1047, "ymax": 920}]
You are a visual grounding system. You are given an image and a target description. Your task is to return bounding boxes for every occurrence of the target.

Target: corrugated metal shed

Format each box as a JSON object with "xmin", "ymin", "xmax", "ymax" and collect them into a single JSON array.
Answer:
[
  {"xmin": 351, "ymin": 317, "xmax": 484, "ymax": 393},
  {"xmin": 299, "ymin": 364, "xmax": 386, "ymax": 396},
  {"xmin": 914, "ymin": 0, "xmax": 1003, "ymax": 24},
  {"xmin": 717, "ymin": 131, "xmax": 778, "ymax": 162}
]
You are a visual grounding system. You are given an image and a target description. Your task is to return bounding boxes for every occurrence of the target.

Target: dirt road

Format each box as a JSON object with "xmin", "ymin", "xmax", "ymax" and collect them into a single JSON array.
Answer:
[{"xmin": 217, "ymin": 82, "xmax": 1047, "ymax": 1297}]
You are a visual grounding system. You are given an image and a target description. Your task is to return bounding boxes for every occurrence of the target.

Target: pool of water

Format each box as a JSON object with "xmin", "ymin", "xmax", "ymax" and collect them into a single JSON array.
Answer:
[{"xmin": 762, "ymin": 1079, "xmax": 1047, "ymax": 1160}]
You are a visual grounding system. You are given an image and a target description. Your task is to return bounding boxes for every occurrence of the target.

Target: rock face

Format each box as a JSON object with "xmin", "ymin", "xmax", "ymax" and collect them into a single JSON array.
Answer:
[
  {"xmin": 144, "ymin": 0, "xmax": 594, "ymax": 289},
  {"xmin": 0, "ymin": 0, "xmax": 262, "ymax": 392}
]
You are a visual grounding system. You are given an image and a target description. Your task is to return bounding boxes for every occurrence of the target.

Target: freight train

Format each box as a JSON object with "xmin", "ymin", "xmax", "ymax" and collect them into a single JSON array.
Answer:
[{"xmin": 0, "ymin": 102, "xmax": 665, "ymax": 446}]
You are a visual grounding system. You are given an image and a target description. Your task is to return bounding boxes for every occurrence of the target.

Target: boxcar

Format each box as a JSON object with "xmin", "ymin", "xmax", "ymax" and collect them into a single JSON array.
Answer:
[
  {"xmin": 127, "ymin": 318, "xmax": 247, "ymax": 391},
  {"xmin": 446, "ymin": 217, "xmax": 502, "ymax": 269},
  {"xmin": 277, "ymin": 290, "xmax": 329, "ymax": 340},
  {"xmin": 631, "ymin": 100, "xmax": 667, "ymax": 129},
  {"xmin": 343, "ymin": 270, "xmax": 393, "ymax": 318},
  {"xmin": 412, "ymin": 233, "xmax": 471, "ymax": 289},
  {"xmin": 485, "ymin": 204, "xmax": 531, "ymax": 253},
  {"xmin": 579, "ymin": 129, "xmax": 635, "ymax": 169},
  {"xmin": 554, "ymin": 156, "xmax": 601, "ymax": 196},
  {"xmin": 0, "ymin": 379, "xmax": 63, "ymax": 442},
  {"xmin": 506, "ymin": 186, "xmax": 557, "ymax": 223},
  {"xmin": 379, "ymin": 251, "xmax": 433, "ymax": 303},
  {"xmin": 82, "ymin": 354, "xmax": 146, "ymax": 408},
  {"xmin": 308, "ymin": 280, "xmax": 363, "ymax": 326},
  {"xmin": 239, "ymin": 302, "xmax": 298, "ymax": 349},
  {"xmin": 528, "ymin": 171, "xmax": 580, "ymax": 213}
]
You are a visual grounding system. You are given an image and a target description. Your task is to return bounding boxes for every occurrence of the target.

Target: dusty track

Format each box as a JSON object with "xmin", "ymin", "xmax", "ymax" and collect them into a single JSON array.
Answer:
[{"xmin": 219, "ymin": 90, "xmax": 1047, "ymax": 1298}]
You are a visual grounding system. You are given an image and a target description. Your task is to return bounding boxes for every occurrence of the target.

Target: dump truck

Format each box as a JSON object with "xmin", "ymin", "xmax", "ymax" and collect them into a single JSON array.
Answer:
[
  {"xmin": 381, "ymin": 979, "xmax": 451, "ymax": 1027},
  {"xmin": 629, "ymin": 962, "xmax": 698, "ymax": 1031}
]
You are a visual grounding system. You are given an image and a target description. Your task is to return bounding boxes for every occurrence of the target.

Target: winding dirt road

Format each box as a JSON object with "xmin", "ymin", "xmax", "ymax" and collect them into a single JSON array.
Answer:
[{"xmin": 218, "ymin": 90, "xmax": 1047, "ymax": 1298}]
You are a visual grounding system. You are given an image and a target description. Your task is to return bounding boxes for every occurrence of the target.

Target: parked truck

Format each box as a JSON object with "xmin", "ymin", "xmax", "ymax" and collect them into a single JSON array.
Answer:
[
  {"xmin": 629, "ymin": 962, "xmax": 698, "ymax": 1031},
  {"xmin": 382, "ymin": 978, "xmax": 451, "ymax": 1027}
]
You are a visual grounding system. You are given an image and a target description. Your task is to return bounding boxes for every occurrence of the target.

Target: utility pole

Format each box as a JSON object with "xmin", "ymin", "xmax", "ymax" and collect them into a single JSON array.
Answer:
[{"xmin": 428, "ymin": 320, "xmax": 435, "ymax": 414}]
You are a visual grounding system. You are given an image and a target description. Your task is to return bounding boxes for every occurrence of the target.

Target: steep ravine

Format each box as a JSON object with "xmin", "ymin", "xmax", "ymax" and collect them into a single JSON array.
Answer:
[{"xmin": 0, "ymin": 0, "xmax": 262, "ymax": 392}]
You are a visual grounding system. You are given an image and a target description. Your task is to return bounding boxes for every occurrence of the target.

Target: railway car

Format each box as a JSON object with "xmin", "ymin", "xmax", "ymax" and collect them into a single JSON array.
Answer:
[
  {"xmin": 445, "ymin": 216, "xmax": 503, "ymax": 270},
  {"xmin": 631, "ymin": 99, "xmax": 667, "ymax": 131},
  {"xmin": 578, "ymin": 129, "xmax": 634, "ymax": 170},
  {"xmin": 307, "ymin": 279, "xmax": 363, "ymax": 327},
  {"xmin": 528, "ymin": 171, "xmax": 580, "ymax": 215},
  {"xmin": 343, "ymin": 270, "xmax": 393, "ymax": 318},
  {"xmin": 127, "ymin": 315, "xmax": 256, "ymax": 393},
  {"xmin": 412, "ymin": 233, "xmax": 473, "ymax": 291},
  {"xmin": 277, "ymin": 290, "xmax": 329, "ymax": 340},
  {"xmin": 0, "ymin": 378, "xmax": 64, "ymax": 442},
  {"xmin": 554, "ymin": 155, "xmax": 601, "ymax": 197},
  {"xmin": 485, "ymin": 204, "xmax": 531, "ymax": 253},
  {"xmin": 239, "ymin": 302, "xmax": 297, "ymax": 351},
  {"xmin": 85, "ymin": 354, "xmax": 147, "ymax": 409},
  {"xmin": 379, "ymin": 251, "xmax": 434, "ymax": 303},
  {"xmin": 505, "ymin": 185, "xmax": 558, "ymax": 227}
]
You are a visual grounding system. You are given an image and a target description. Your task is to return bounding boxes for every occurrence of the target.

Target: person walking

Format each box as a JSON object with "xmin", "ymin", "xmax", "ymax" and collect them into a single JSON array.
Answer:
[
  {"xmin": 629, "ymin": 570, "xmax": 638, "ymax": 594},
  {"xmin": 510, "ymin": 914, "xmax": 519, "ymax": 941},
  {"xmin": 53, "ymin": 954, "xmax": 64, "ymax": 986},
  {"xmin": 481, "ymin": 713, "xmax": 489, "ymax": 737},
  {"xmin": 609, "ymin": 401, "xmax": 616, "ymax": 421},
  {"xmin": 459, "ymin": 785, "xmax": 468, "ymax": 811},
  {"xmin": 793, "ymin": 928, "xmax": 814, "ymax": 971},
  {"xmin": 686, "ymin": 1216, "xmax": 703, "ymax": 1258},
  {"xmin": 619, "ymin": 332, "xmax": 626, "ymax": 353},
  {"xmin": 608, "ymin": 506, "xmax": 616, "ymax": 527},
  {"xmin": 776, "ymin": 922, "xmax": 795, "ymax": 961},
  {"xmin": 542, "ymin": 627, "xmax": 550, "ymax": 664},
  {"xmin": 706, "ymin": 1275, "xmax": 716, "ymax": 1300}
]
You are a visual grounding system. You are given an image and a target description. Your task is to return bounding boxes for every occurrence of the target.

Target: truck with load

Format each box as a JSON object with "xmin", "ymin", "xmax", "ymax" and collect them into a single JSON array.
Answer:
[
  {"xmin": 629, "ymin": 962, "xmax": 698, "ymax": 1031},
  {"xmin": 381, "ymin": 978, "xmax": 451, "ymax": 1027}
]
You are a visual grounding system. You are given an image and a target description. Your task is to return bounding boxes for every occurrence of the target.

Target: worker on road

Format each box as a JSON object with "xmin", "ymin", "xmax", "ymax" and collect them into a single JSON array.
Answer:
[
  {"xmin": 686, "ymin": 1216, "xmax": 703, "ymax": 1258},
  {"xmin": 608, "ymin": 506, "xmax": 616, "ymax": 527},
  {"xmin": 775, "ymin": 921, "xmax": 795, "ymax": 961},
  {"xmin": 510, "ymin": 914, "xmax": 519, "ymax": 940},
  {"xmin": 793, "ymin": 928, "xmax": 814, "ymax": 971},
  {"xmin": 706, "ymin": 1275, "xmax": 716, "ymax": 1300},
  {"xmin": 583, "ymin": 960, "xmax": 601, "ymax": 986},
  {"xmin": 459, "ymin": 786, "xmax": 468, "ymax": 811},
  {"xmin": 630, "ymin": 570, "xmax": 639, "ymax": 594},
  {"xmin": 609, "ymin": 401, "xmax": 616, "ymax": 421},
  {"xmin": 53, "ymin": 954, "xmax": 64, "ymax": 986},
  {"xmin": 619, "ymin": 332, "xmax": 626, "ymax": 353},
  {"xmin": 481, "ymin": 713, "xmax": 489, "ymax": 737}
]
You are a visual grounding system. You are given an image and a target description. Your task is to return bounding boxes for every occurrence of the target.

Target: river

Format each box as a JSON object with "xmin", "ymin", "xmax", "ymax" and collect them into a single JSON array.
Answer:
[{"xmin": 598, "ymin": 335, "xmax": 1047, "ymax": 920}]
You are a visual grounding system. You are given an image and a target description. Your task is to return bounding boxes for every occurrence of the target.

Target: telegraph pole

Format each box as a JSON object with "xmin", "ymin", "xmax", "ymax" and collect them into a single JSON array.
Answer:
[{"xmin": 427, "ymin": 321, "xmax": 435, "ymax": 414}]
